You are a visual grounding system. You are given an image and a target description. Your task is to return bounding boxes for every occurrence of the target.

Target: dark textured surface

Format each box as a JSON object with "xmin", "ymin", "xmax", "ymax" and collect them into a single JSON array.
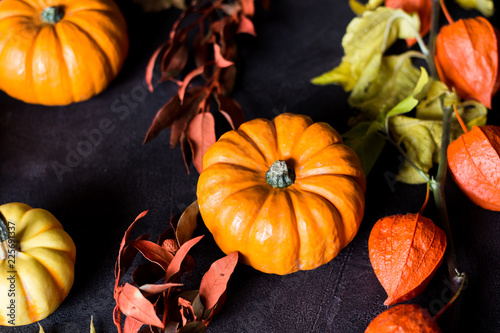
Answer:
[{"xmin": 1, "ymin": 1, "xmax": 499, "ymax": 332}]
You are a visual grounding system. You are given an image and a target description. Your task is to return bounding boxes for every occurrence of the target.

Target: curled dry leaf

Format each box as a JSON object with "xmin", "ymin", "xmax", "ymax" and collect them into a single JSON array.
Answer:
[
  {"xmin": 455, "ymin": 0, "xmax": 495, "ymax": 17},
  {"xmin": 385, "ymin": 0, "xmax": 432, "ymax": 46},
  {"xmin": 117, "ymin": 283, "xmax": 164, "ymax": 328},
  {"xmin": 176, "ymin": 200, "xmax": 200, "ymax": 246},
  {"xmin": 368, "ymin": 213, "xmax": 446, "ymax": 306},
  {"xmin": 188, "ymin": 112, "xmax": 216, "ymax": 173},
  {"xmin": 435, "ymin": 17, "xmax": 499, "ymax": 108},
  {"xmin": 448, "ymin": 124, "xmax": 500, "ymax": 211},
  {"xmin": 365, "ymin": 304, "xmax": 441, "ymax": 333}
]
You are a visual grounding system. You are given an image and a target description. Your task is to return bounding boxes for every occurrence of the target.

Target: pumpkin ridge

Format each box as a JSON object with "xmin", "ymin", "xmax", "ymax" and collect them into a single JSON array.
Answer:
[
  {"xmin": 283, "ymin": 190, "xmax": 300, "ymax": 269},
  {"xmin": 24, "ymin": 23, "xmax": 40, "ymax": 102},
  {"xmin": 52, "ymin": 23, "xmax": 75, "ymax": 100},
  {"xmin": 236, "ymin": 128, "xmax": 274, "ymax": 166},
  {"xmin": 461, "ymin": 131, "xmax": 500, "ymax": 191},
  {"xmin": 62, "ymin": 19, "xmax": 114, "ymax": 80},
  {"xmin": 14, "ymin": 270, "xmax": 39, "ymax": 323}
]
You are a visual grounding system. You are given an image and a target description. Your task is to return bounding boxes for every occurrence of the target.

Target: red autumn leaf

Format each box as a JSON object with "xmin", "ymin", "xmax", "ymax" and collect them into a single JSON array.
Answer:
[
  {"xmin": 162, "ymin": 238, "xmax": 180, "ymax": 254},
  {"xmin": 365, "ymin": 304, "xmax": 441, "ymax": 333},
  {"xmin": 139, "ymin": 283, "xmax": 183, "ymax": 297},
  {"xmin": 165, "ymin": 235, "xmax": 204, "ymax": 281},
  {"xmin": 199, "ymin": 252, "xmax": 239, "ymax": 310},
  {"xmin": 435, "ymin": 17, "xmax": 499, "ymax": 108},
  {"xmin": 124, "ymin": 316, "xmax": 144, "ymax": 333},
  {"xmin": 213, "ymin": 43, "xmax": 234, "ymax": 68},
  {"xmin": 187, "ymin": 112, "xmax": 216, "ymax": 173},
  {"xmin": 175, "ymin": 200, "xmax": 200, "ymax": 246},
  {"xmin": 448, "ymin": 125, "xmax": 500, "ymax": 211},
  {"xmin": 132, "ymin": 262, "xmax": 165, "ymax": 286},
  {"xmin": 368, "ymin": 213, "xmax": 447, "ymax": 306},
  {"xmin": 131, "ymin": 239, "xmax": 175, "ymax": 272},
  {"xmin": 178, "ymin": 297, "xmax": 196, "ymax": 322},
  {"xmin": 161, "ymin": 44, "xmax": 189, "ymax": 82},
  {"xmin": 116, "ymin": 211, "xmax": 149, "ymax": 289},
  {"xmin": 120, "ymin": 234, "xmax": 150, "ymax": 279},
  {"xmin": 179, "ymin": 66, "xmax": 206, "ymax": 102},
  {"xmin": 385, "ymin": 0, "xmax": 431, "ymax": 46},
  {"xmin": 180, "ymin": 131, "xmax": 193, "ymax": 173},
  {"xmin": 116, "ymin": 283, "xmax": 164, "ymax": 328},
  {"xmin": 144, "ymin": 94, "xmax": 182, "ymax": 144},
  {"xmin": 237, "ymin": 16, "xmax": 256, "ymax": 36},
  {"xmin": 219, "ymin": 66, "xmax": 237, "ymax": 96},
  {"xmin": 215, "ymin": 94, "xmax": 245, "ymax": 130},
  {"xmin": 146, "ymin": 43, "xmax": 169, "ymax": 92},
  {"xmin": 240, "ymin": 0, "xmax": 255, "ymax": 17}
]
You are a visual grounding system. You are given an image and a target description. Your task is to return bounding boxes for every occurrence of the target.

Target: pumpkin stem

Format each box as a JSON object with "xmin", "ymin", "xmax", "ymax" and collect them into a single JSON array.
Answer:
[
  {"xmin": 41, "ymin": 6, "xmax": 65, "ymax": 24},
  {"xmin": 0, "ymin": 212, "xmax": 10, "ymax": 259},
  {"xmin": 266, "ymin": 160, "xmax": 295, "ymax": 188}
]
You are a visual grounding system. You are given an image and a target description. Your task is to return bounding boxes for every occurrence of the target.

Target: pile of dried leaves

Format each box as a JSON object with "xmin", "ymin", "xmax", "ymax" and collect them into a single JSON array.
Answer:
[{"xmin": 113, "ymin": 203, "xmax": 238, "ymax": 333}]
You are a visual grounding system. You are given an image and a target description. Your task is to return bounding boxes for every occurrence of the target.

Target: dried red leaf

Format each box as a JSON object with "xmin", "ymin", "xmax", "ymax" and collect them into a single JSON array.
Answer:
[
  {"xmin": 162, "ymin": 238, "xmax": 180, "ymax": 254},
  {"xmin": 179, "ymin": 66, "xmax": 206, "ymax": 102},
  {"xmin": 139, "ymin": 283, "xmax": 183, "ymax": 297},
  {"xmin": 219, "ymin": 66, "xmax": 237, "ymax": 96},
  {"xmin": 240, "ymin": 0, "xmax": 255, "ymax": 17},
  {"xmin": 131, "ymin": 240, "xmax": 175, "ymax": 272},
  {"xmin": 213, "ymin": 43, "xmax": 234, "ymax": 68},
  {"xmin": 187, "ymin": 112, "xmax": 216, "ymax": 173},
  {"xmin": 116, "ymin": 283, "xmax": 164, "ymax": 328},
  {"xmin": 237, "ymin": 16, "xmax": 256, "ymax": 36},
  {"xmin": 175, "ymin": 201, "xmax": 200, "ymax": 246},
  {"xmin": 368, "ymin": 214, "xmax": 446, "ymax": 306},
  {"xmin": 124, "ymin": 316, "xmax": 144, "ymax": 333},
  {"xmin": 146, "ymin": 44, "xmax": 169, "ymax": 92},
  {"xmin": 215, "ymin": 94, "xmax": 245, "ymax": 130},
  {"xmin": 199, "ymin": 252, "xmax": 239, "ymax": 310},
  {"xmin": 385, "ymin": 0, "xmax": 431, "ymax": 46},
  {"xmin": 161, "ymin": 44, "xmax": 189, "ymax": 81},
  {"xmin": 365, "ymin": 304, "xmax": 441, "ymax": 333},
  {"xmin": 448, "ymin": 125, "xmax": 500, "ymax": 211},
  {"xmin": 132, "ymin": 262, "xmax": 166, "ymax": 286},
  {"xmin": 180, "ymin": 131, "xmax": 193, "ymax": 173},
  {"xmin": 435, "ymin": 17, "xmax": 499, "ymax": 108},
  {"xmin": 144, "ymin": 95, "xmax": 182, "ymax": 144},
  {"xmin": 120, "ymin": 234, "xmax": 150, "ymax": 279},
  {"xmin": 178, "ymin": 297, "xmax": 196, "ymax": 322},
  {"xmin": 166, "ymin": 235, "xmax": 204, "ymax": 281}
]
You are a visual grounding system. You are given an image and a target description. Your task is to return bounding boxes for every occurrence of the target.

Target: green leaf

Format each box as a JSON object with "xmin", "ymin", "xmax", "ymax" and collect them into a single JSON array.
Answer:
[
  {"xmin": 39, "ymin": 324, "xmax": 45, "ymax": 333},
  {"xmin": 90, "ymin": 316, "xmax": 96, "ymax": 333},
  {"xmin": 385, "ymin": 67, "xmax": 429, "ymax": 118},
  {"xmin": 344, "ymin": 122, "xmax": 386, "ymax": 176},
  {"xmin": 348, "ymin": 53, "xmax": 422, "ymax": 120},
  {"xmin": 454, "ymin": 0, "xmax": 494, "ymax": 17},
  {"xmin": 311, "ymin": 7, "xmax": 420, "ymax": 92}
]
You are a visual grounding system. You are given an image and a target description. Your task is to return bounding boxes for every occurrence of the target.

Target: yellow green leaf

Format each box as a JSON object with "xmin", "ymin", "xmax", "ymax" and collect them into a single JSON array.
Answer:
[
  {"xmin": 39, "ymin": 324, "xmax": 45, "ymax": 333},
  {"xmin": 390, "ymin": 115, "xmax": 441, "ymax": 184},
  {"xmin": 344, "ymin": 122, "xmax": 386, "ymax": 176},
  {"xmin": 454, "ymin": 0, "xmax": 494, "ymax": 17},
  {"xmin": 90, "ymin": 316, "xmax": 96, "ymax": 333},
  {"xmin": 348, "ymin": 52, "xmax": 422, "ymax": 119},
  {"xmin": 385, "ymin": 67, "xmax": 429, "ymax": 118},
  {"xmin": 312, "ymin": 7, "xmax": 420, "ymax": 92},
  {"xmin": 349, "ymin": 0, "xmax": 384, "ymax": 15}
]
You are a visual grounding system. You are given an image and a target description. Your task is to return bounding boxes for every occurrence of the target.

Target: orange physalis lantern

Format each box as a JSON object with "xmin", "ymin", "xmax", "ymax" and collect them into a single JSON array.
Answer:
[
  {"xmin": 434, "ymin": 17, "xmax": 499, "ymax": 108},
  {"xmin": 365, "ymin": 304, "xmax": 441, "ymax": 333}
]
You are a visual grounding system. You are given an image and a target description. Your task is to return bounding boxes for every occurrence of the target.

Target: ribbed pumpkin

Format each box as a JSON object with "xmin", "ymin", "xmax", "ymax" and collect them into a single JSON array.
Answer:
[
  {"xmin": 197, "ymin": 113, "xmax": 366, "ymax": 275},
  {"xmin": 448, "ymin": 125, "xmax": 500, "ymax": 211},
  {"xmin": 0, "ymin": 203, "xmax": 76, "ymax": 326},
  {"xmin": 0, "ymin": 0, "xmax": 129, "ymax": 105}
]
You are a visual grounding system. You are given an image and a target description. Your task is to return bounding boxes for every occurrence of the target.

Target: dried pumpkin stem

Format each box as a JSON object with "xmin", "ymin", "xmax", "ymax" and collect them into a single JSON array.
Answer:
[
  {"xmin": 41, "ymin": 6, "xmax": 64, "ymax": 24},
  {"xmin": 266, "ymin": 160, "xmax": 295, "ymax": 188}
]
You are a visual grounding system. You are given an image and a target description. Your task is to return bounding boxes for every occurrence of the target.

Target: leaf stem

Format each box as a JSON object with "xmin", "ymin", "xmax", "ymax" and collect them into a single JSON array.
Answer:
[{"xmin": 427, "ymin": 0, "xmax": 441, "ymax": 79}]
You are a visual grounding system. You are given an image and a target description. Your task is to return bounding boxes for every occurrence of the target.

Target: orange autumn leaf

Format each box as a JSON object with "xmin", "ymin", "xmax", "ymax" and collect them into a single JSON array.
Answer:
[
  {"xmin": 368, "ymin": 213, "xmax": 446, "ymax": 306},
  {"xmin": 435, "ymin": 17, "xmax": 499, "ymax": 108},
  {"xmin": 448, "ymin": 124, "xmax": 500, "ymax": 211},
  {"xmin": 365, "ymin": 304, "xmax": 441, "ymax": 333},
  {"xmin": 385, "ymin": 0, "xmax": 431, "ymax": 46}
]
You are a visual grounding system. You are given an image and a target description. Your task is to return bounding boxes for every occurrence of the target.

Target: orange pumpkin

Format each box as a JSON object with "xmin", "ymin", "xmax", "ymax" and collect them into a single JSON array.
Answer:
[
  {"xmin": 0, "ymin": 0, "xmax": 129, "ymax": 105},
  {"xmin": 448, "ymin": 125, "xmax": 500, "ymax": 211},
  {"xmin": 197, "ymin": 113, "xmax": 366, "ymax": 275},
  {"xmin": 0, "ymin": 202, "xmax": 76, "ymax": 326}
]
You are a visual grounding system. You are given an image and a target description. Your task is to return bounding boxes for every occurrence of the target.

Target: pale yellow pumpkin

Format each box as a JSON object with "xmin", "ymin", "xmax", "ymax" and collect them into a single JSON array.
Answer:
[{"xmin": 0, "ymin": 202, "xmax": 76, "ymax": 326}]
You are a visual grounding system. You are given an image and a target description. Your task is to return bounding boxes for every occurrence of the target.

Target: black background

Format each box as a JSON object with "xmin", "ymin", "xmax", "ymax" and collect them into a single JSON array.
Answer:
[{"xmin": 1, "ymin": 0, "xmax": 499, "ymax": 332}]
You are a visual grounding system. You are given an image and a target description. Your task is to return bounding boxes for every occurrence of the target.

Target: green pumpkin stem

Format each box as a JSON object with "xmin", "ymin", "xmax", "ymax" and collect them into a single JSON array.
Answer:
[
  {"xmin": 41, "ymin": 6, "xmax": 64, "ymax": 24},
  {"xmin": 266, "ymin": 160, "xmax": 295, "ymax": 188}
]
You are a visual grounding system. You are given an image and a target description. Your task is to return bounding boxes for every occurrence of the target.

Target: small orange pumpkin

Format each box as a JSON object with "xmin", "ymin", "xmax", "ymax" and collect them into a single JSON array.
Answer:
[
  {"xmin": 448, "ymin": 125, "xmax": 500, "ymax": 211},
  {"xmin": 197, "ymin": 113, "xmax": 366, "ymax": 275},
  {"xmin": 0, "ymin": 0, "xmax": 129, "ymax": 105}
]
